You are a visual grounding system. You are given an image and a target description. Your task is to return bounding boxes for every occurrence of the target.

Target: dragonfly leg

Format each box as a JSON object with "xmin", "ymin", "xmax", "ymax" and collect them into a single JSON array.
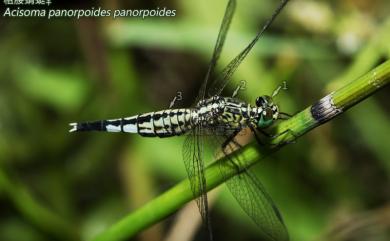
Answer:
[
  {"xmin": 221, "ymin": 147, "xmax": 241, "ymax": 174},
  {"xmin": 278, "ymin": 111, "xmax": 292, "ymax": 120},
  {"xmin": 221, "ymin": 138, "xmax": 254, "ymax": 180},
  {"xmin": 250, "ymin": 124, "xmax": 297, "ymax": 147},
  {"xmin": 269, "ymin": 128, "xmax": 297, "ymax": 147},
  {"xmin": 279, "ymin": 111, "xmax": 292, "ymax": 117},
  {"xmin": 221, "ymin": 129, "xmax": 241, "ymax": 148},
  {"xmin": 249, "ymin": 124, "xmax": 265, "ymax": 146},
  {"xmin": 221, "ymin": 130, "xmax": 244, "ymax": 174}
]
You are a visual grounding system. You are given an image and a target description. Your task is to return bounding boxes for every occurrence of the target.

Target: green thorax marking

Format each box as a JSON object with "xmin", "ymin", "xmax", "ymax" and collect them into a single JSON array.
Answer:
[{"xmin": 257, "ymin": 114, "xmax": 274, "ymax": 128}]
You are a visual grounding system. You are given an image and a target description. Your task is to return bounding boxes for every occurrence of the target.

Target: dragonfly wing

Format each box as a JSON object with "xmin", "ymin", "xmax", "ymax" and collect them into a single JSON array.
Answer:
[
  {"xmin": 208, "ymin": 0, "xmax": 290, "ymax": 97},
  {"xmin": 196, "ymin": 0, "xmax": 236, "ymax": 103},
  {"xmin": 226, "ymin": 169, "xmax": 288, "ymax": 241},
  {"xmin": 182, "ymin": 126, "xmax": 212, "ymax": 234},
  {"xmin": 217, "ymin": 135, "xmax": 289, "ymax": 241}
]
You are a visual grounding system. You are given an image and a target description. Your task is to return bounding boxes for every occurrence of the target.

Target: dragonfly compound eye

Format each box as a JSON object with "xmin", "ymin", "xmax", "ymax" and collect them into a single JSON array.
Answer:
[
  {"xmin": 256, "ymin": 95, "xmax": 273, "ymax": 107},
  {"xmin": 256, "ymin": 96, "xmax": 266, "ymax": 107}
]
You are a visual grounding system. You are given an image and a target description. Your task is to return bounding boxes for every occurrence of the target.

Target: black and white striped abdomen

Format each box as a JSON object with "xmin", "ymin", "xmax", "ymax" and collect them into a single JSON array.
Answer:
[
  {"xmin": 69, "ymin": 108, "xmax": 195, "ymax": 138},
  {"xmin": 137, "ymin": 108, "xmax": 195, "ymax": 137}
]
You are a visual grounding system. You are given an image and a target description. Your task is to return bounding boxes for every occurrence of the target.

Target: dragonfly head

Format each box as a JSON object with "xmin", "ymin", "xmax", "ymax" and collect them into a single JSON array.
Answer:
[{"xmin": 255, "ymin": 95, "xmax": 279, "ymax": 128}]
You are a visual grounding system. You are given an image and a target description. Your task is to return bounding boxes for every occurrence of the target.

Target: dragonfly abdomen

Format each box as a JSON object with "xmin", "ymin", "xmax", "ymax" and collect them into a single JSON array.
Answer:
[
  {"xmin": 138, "ymin": 108, "xmax": 194, "ymax": 137},
  {"xmin": 69, "ymin": 108, "xmax": 195, "ymax": 138}
]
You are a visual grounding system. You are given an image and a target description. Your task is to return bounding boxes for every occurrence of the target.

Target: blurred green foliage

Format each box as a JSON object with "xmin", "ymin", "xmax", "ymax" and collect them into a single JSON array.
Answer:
[{"xmin": 0, "ymin": 0, "xmax": 389, "ymax": 241}]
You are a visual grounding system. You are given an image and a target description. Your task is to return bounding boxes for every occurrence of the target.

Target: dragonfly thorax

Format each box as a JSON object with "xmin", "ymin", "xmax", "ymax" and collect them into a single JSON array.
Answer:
[{"xmin": 193, "ymin": 95, "xmax": 278, "ymax": 131}]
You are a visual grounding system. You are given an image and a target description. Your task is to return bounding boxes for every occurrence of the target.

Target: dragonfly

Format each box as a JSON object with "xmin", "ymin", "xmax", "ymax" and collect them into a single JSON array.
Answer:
[{"xmin": 70, "ymin": 0, "xmax": 291, "ymax": 240}]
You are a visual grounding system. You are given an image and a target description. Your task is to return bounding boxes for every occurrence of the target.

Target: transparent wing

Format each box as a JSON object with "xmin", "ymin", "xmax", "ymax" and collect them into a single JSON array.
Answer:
[
  {"xmin": 208, "ymin": 0, "xmax": 290, "ymax": 97},
  {"xmin": 226, "ymin": 169, "xmax": 288, "ymax": 241},
  {"xmin": 181, "ymin": 125, "xmax": 237, "ymax": 238},
  {"xmin": 195, "ymin": 0, "xmax": 236, "ymax": 103},
  {"xmin": 182, "ymin": 126, "xmax": 212, "ymax": 234},
  {"xmin": 215, "ymin": 134, "xmax": 289, "ymax": 241}
]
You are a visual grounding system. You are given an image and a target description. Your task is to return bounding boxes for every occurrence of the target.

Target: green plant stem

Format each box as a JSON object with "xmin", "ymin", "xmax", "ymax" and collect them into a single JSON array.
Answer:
[{"xmin": 92, "ymin": 60, "xmax": 390, "ymax": 241}]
